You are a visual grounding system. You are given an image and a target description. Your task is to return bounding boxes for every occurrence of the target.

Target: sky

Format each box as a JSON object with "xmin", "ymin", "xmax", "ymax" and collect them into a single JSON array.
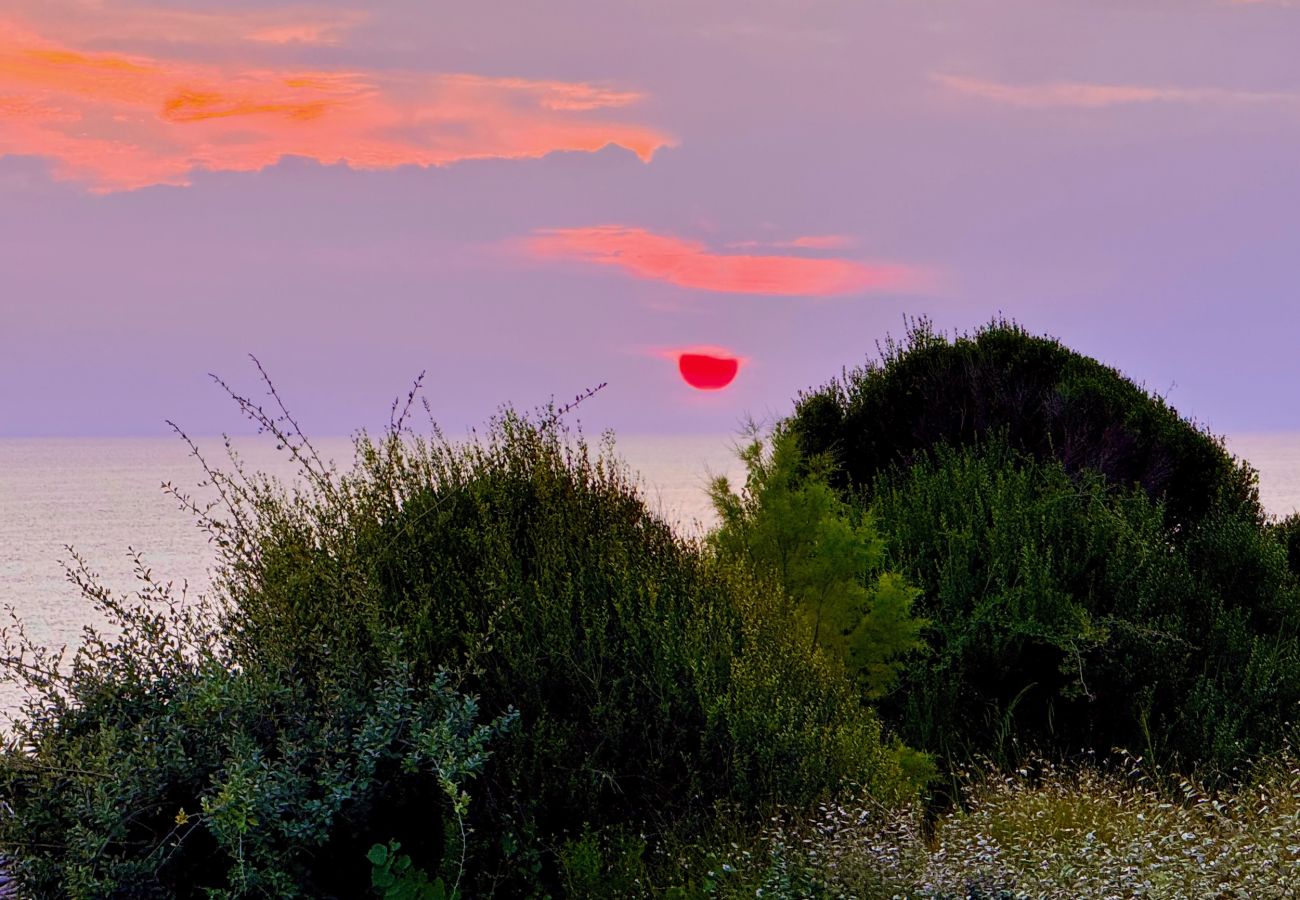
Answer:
[{"xmin": 2, "ymin": 0, "xmax": 1299, "ymax": 438}]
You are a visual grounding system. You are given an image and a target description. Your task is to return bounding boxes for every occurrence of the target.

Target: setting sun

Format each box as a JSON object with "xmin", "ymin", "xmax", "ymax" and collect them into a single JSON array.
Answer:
[{"xmin": 677, "ymin": 350, "xmax": 740, "ymax": 390}]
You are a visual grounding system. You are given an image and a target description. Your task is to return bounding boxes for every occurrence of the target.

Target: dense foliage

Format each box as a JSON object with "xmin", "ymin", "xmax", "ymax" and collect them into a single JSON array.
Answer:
[
  {"xmin": 1271, "ymin": 511, "xmax": 1300, "ymax": 578},
  {"xmin": 708, "ymin": 426, "xmax": 927, "ymax": 700},
  {"xmin": 790, "ymin": 318, "xmax": 1262, "ymax": 532},
  {"xmin": 872, "ymin": 441, "xmax": 1300, "ymax": 772},
  {"xmin": 0, "ymin": 383, "xmax": 915, "ymax": 896},
  {"xmin": 224, "ymin": 413, "xmax": 914, "ymax": 892},
  {"xmin": 786, "ymin": 320, "xmax": 1300, "ymax": 774},
  {"xmin": 0, "ymin": 553, "xmax": 510, "ymax": 898},
  {"xmin": 6, "ymin": 320, "xmax": 1300, "ymax": 895}
]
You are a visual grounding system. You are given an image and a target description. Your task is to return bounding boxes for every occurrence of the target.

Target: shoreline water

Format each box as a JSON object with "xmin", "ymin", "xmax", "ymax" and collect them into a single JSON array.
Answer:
[
  {"xmin": 0, "ymin": 433, "xmax": 744, "ymax": 718},
  {"xmin": 2, "ymin": 431, "xmax": 1299, "ymax": 718}
]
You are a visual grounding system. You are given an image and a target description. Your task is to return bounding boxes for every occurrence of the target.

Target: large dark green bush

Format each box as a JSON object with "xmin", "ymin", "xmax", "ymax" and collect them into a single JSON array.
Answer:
[
  {"xmin": 790, "ymin": 318, "xmax": 1262, "ymax": 532},
  {"xmin": 873, "ymin": 439, "xmax": 1300, "ymax": 773},
  {"xmin": 786, "ymin": 320, "xmax": 1300, "ymax": 774},
  {"xmin": 215, "ymin": 412, "xmax": 911, "ymax": 892},
  {"xmin": 0, "ymin": 378, "xmax": 915, "ymax": 896}
]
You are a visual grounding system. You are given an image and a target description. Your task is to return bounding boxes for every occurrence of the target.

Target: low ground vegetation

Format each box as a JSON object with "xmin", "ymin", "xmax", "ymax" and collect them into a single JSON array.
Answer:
[{"xmin": 704, "ymin": 751, "xmax": 1300, "ymax": 898}]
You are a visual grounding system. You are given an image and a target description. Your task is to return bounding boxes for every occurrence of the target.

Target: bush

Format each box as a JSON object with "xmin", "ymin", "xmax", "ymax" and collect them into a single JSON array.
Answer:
[
  {"xmin": 790, "ymin": 318, "xmax": 1262, "ymax": 533},
  {"xmin": 871, "ymin": 440, "xmax": 1300, "ymax": 772},
  {"xmin": 0, "ymin": 372, "xmax": 918, "ymax": 896},
  {"xmin": 786, "ymin": 320, "xmax": 1300, "ymax": 774},
  {"xmin": 0, "ymin": 553, "xmax": 511, "ymax": 898},
  {"xmin": 217, "ymin": 410, "xmax": 913, "ymax": 891}
]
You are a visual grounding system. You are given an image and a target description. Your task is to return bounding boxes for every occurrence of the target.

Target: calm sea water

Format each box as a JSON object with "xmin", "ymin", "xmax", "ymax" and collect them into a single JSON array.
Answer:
[
  {"xmin": 2, "ymin": 432, "xmax": 1299, "ymax": 717},
  {"xmin": 0, "ymin": 434, "xmax": 745, "ymax": 716}
]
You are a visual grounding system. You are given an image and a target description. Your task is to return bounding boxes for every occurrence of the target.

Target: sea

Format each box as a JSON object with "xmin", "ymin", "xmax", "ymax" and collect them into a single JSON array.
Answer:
[
  {"xmin": 2, "ymin": 432, "xmax": 1300, "ymax": 719},
  {"xmin": 0, "ymin": 434, "xmax": 746, "ymax": 719}
]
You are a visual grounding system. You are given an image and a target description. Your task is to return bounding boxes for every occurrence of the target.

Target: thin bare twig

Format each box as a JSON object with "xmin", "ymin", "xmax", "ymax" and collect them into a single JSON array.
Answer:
[
  {"xmin": 538, "ymin": 382, "xmax": 608, "ymax": 430},
  {"xmin": 390, "ymin": 371, "xmax": 427, "ymax": 437}
]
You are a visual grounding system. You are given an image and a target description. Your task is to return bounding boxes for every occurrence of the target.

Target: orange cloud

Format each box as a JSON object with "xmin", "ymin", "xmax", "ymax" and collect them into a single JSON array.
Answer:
[
  {"xmin": 0, "ymin": 94, "xmax": 77, "ymax": 122},
  {"xmin": 933, "ymin": 73, "xmax": 1297, "ymax": 109},
  {"xmin": 0, "ymin": 20, "xmax": 674, "ymax": 191},
  {"xmin": 160, "ymin": 89, "xmax": 333, "ymax": 123},
  {"xmin": 526, "ymin": 226, "xmax": 922, "ymax": 296},
  {"xmin": 443, "ymin": 75, "xmax": 645, "ymax": 111}
]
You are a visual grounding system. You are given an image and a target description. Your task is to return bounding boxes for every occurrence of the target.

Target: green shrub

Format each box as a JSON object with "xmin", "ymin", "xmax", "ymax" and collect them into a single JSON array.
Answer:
[
  {"xmin": 214, "ymin": 410, "xmax": 913, "ymax": 891},
  {"xmin": 709, "ymin": 425, "xmax": 927, "ymax": 699},
  {"xmin": 871, "ymin": 440, "xmax": 1300, "ymax": 772},
  {"xmin": 790, "ymin": 318, "xmax": 1262, "ymax": 533},
  {"xmin": 2, "ymin": 371, "xmax": 918, "ymax": 896},
  {"xmin": 786, "ymin": 320, "xmax": 1300, "ymax": 774},
  {"xmin": 0, "ymin": 553, "xmax": 510, "ymax": 898}
]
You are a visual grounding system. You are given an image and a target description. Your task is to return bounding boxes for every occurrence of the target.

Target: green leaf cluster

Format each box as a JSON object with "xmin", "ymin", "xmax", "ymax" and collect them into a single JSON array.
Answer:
[
  {"xmin": 708, "ymin": 426, "xmax": 926, "ymax": 699},
  {"xmin": 368, "ymin": 841, "xmax": 455, "ymax": 900}
]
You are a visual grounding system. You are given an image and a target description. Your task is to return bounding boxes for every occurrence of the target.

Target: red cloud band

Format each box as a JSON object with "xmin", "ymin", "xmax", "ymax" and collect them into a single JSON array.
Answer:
[{"xmin": 527, "ymin": 226, "xmax": 921, "ymax": 296}]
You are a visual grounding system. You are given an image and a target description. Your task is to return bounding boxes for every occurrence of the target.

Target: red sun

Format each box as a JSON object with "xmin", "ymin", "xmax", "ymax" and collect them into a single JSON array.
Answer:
[{"xmin": 678, "ymin": 352, "xmax": 740, "ymax": 390}]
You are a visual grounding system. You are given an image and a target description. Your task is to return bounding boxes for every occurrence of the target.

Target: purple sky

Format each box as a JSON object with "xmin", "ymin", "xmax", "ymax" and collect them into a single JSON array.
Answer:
[{"xmin": 2, "ymin": 0, "xmax": 1298, "ymax": 437}]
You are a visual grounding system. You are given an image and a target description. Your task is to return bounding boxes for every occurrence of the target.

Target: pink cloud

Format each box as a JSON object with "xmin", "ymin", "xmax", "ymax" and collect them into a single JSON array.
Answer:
[
  {"xmin": 526, "ymin": 226, "xmax": 923, "ymax": 296},
  {"xmin": 0, "ymin": 18, "xmax": 675, "ymax": 191},
  {"xmin": 442, "ymin": 76, "xmax": 646, "ymax": 112},
  {"xmin": 779, "ymin": 234, "xmax": 855, "ymax": 250},
  {"xmin": 933, "ymin": 73, "xmax": 1296, "ymax": 109},
  {"xmin": 245, "ymin": 22, "xmax": 354, "ymax": 46},
  {"xmin": 6, "ymin": 4, "xmax": 367, "ymax": 48}
]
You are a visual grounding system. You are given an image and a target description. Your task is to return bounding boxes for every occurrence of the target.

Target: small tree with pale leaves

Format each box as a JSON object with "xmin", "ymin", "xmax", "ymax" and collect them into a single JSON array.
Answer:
[{"xmin": 709, "ymin": 425, "xmax": 927, "ymax": 699}]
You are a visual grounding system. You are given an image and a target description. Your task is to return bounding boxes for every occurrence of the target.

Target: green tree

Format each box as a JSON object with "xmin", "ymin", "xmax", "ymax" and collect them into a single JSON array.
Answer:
[{"xmin": 709, "ymin": 426, "xmax": 927, "ymax": 698}]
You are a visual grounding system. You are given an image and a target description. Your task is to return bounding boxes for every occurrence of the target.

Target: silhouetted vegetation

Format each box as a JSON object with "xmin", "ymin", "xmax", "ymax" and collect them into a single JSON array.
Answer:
[
  {"xmin": 790, "ymin": 320, "xmax": 1300, "ymax": 775},
  {"xmin": 0, "ymin": 372, "xmax": 916, "ymax": 897},
  {"xmin": 5, "ymin": 320, "xmax": 1300, "ymax": 897},
  {"xmin": 791, "ymin": 317, "xmax": 1262, "ymax": 532}
]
